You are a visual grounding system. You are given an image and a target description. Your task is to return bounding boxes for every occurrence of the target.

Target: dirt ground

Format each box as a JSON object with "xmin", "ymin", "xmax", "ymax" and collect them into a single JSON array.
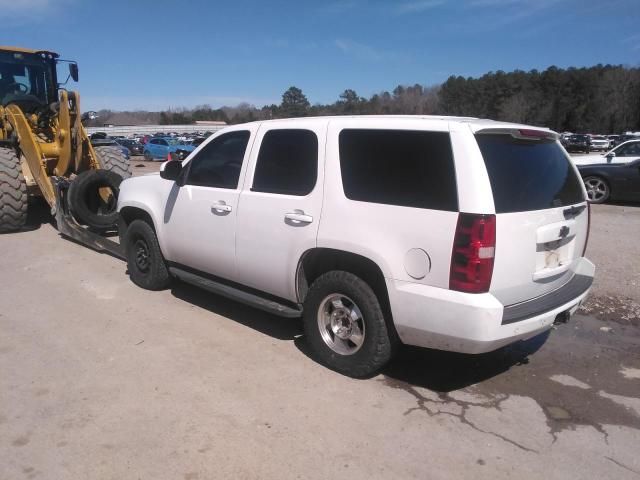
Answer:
[{"xmin": 1, "ymin": 160, "xmax": 639, "ymax": 479}]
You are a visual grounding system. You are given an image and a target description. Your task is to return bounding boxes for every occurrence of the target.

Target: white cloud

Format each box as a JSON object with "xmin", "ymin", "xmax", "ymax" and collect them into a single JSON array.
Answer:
[
  {"xmin": 335, "ymin": 38, "xmax": 383, "ymax": 62},
  {"xmin": 317, "ymin": 0, "xmax": 360, "ymax": 14},
  {"xmin": 0, "ymin": 0, "xmax": 51, "ymax": 8},
  {"xmin": 622, "ymin": 33, "xmax": 640, "ymax": 44},
  {"xmin": 395, "ymin": 0, "xmax": 445, "ymax": 14},
  {"xmin": 0, "ymin": 0, "xmax": 72, "ymax": 20},
  {"xmin": 468, "ymin": 0, "xmax": 522, "ymax": 5},
  {"xmin": 334, "ymin": 38, "xmax": 412, "ymax": 65},
  {"xmin": 463, "ymin": 0, "xmax": 563, "ymax": 28}
]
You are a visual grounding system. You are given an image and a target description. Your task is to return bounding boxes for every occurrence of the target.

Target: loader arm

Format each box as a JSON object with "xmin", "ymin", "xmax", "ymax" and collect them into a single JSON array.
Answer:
[
  {"xmin": 2, "ymin": 104, "xmax": 56, "ymax": 206},
  {"xmin": 1, "ymin": 90, "xmax": 100, "ymax": 209}
]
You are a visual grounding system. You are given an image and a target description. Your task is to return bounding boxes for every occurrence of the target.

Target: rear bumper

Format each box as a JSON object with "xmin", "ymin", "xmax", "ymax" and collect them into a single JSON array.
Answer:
[{"xmin": 387, "ymin": 257, "xmax": 595, "ymax": 354}]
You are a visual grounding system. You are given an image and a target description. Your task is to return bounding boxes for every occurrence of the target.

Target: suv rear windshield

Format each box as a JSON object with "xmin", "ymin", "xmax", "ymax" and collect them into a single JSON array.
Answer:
[
  {"xmin": 476, "ymin": 134, "xmax": 584, "ymax": 213},
  {"xmin": 339, "ymin": 129, "xmax": 458, "ymax": 211}
]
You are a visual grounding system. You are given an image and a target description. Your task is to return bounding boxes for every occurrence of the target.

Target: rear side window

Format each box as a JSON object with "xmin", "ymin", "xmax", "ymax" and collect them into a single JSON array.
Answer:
[
  {"xmin": 616, "ymin": 142, "xmax": 640, "ymax": 156},
  {"xmin": 339, "ymin": 129, "xmax": 458, "ymax": 211},
  {"xmin": 476, "ymin": 134, "xmax": 584, "ymax": 213},
  {"xmin": 252, "ymin": 129, "xmax": 318, "ymax": 196}
]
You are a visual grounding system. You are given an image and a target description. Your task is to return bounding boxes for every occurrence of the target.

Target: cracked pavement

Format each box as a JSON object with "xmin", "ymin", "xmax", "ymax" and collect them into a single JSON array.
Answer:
[{"xmin": 0, "ymin": 194, "xmax": 639, "ymax": 479}]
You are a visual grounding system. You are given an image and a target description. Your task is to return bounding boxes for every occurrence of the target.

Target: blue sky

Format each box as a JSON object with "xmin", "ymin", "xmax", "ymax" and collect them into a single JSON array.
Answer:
[{"xmin": 2, "ymin": 0, "xmax": 639, "ymax": 111}]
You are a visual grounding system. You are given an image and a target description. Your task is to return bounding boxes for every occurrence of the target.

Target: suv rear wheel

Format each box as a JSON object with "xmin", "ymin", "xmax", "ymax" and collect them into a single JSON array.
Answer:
[
  {"xmin": 124, "ymin": 219, "xmax": 171, "ymax": 290},
  {"xmin": 303, "ymin": 271, "xmax": 396, "ymax": 378}
]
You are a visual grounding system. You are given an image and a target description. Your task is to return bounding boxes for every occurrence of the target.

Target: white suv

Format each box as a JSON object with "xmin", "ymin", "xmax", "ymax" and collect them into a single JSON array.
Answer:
[{"xmin": 117, "ymin": 116, "xmax": 595, "ymax": 377}]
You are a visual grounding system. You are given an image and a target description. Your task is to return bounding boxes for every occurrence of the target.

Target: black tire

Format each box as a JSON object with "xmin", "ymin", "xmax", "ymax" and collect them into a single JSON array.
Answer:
[
  {"xmin": 124, "ymin": 219, "xmax": 171, "ymax": 290},
  {"xmin": 303, "ymin": 271, "xmax": 397, "ymax": 378},
  {"xmin": 94, "ymin": 146, "xmax": 132, "ymax": 179},
  {"xmin": 68, "ymin": 169, "xmax": 122, "ymax": 229},
  {"xmin": 583, "ymin": 176, "xmax": 610, "ymax": 204},
  {"xmin": 144, "ymin": 151, "xmax": 153, "ymax": 162},
  {"xmin": 0, "ymin": 147, "xmax": 28, "ymax": 233}
]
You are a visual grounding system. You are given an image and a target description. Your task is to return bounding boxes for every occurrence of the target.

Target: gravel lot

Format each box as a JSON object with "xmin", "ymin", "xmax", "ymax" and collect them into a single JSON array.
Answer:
[{"xmin": 1, "ymin": 159, "xmax": 639, "ymax": 479}]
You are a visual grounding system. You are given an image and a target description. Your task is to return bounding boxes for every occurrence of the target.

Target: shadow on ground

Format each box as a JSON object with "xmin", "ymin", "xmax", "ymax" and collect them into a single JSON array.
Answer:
[
  {"xmin": 170, "ymin": 278, "xmax": 543, "ymax": 390},
  {"xmin": 381, "ymin": 333, "xmax": 549, "ymax": 392},
  {"xmin": 170, "ymin": 280, "xmax": 302, "ymax": 341},
  {"xmin": 0, "ymin": 198, "xmax": 53, "ymax": 235},
  {"xmin": 167, "ymin": 281, "xmax": 640, "ymax": 433}
]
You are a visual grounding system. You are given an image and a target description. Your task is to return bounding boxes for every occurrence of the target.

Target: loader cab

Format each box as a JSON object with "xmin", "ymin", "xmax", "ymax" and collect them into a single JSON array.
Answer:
[{"xmin": 0, "ymin": 47, "xmax": 76, "ymax": 112}]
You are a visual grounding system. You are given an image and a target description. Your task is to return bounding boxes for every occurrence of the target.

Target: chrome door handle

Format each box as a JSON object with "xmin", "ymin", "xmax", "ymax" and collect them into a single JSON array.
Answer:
[
  {"xmin": 285, "ymin": 212, "xmax": 313, "ymax": 224},
  {"xmin": 211, "ymin": 202, "xmax": 232, "ymax": 213}
]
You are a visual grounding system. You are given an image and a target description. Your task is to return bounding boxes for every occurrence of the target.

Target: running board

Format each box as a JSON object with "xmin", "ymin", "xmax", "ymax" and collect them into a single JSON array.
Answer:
[{"xmin": 169, "ymin": 266, "xmax": 303, "ymax": 318}]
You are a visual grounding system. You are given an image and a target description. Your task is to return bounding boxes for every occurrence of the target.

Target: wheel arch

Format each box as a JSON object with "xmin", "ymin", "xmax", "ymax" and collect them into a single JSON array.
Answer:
[
  {"xmin": 296, "ymin": 247, "xmax": 398, "ymax": 340},
  {"xmin": 118, "ymin": 205, "xmax": 162, "ymax": 251}
]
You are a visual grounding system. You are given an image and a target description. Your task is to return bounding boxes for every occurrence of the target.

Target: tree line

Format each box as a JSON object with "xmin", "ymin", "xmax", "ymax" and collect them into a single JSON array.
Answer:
[{"xmin": 94, "ymin": 64, "xmax": 640, "ymax": 134}]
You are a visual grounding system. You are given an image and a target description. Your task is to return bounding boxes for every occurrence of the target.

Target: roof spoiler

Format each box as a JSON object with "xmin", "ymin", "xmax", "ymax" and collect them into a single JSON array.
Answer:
[{"xmin": 476, "ymin": 127, "xmax": 559, "ymax": 141}]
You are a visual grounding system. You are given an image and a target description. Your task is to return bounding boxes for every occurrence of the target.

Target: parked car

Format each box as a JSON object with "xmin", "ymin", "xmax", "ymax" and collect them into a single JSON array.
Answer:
[
  {"xmin": 607, "ymin": 135, "xmax": 621, "ymax": 148},
  {"xmin": 172, "ymin": 137, "xmax": 208, "ymax": 160},
  {"xmin": 116, "ymin": 138, "xmax": 144, "ymax": 156},
  {"xmin": 579, "ymin": 159, "xmax": 640, "ymax": 203},
  {"xmin": 117, "ymin": 116, "xmax": 594, "ymax": 377},
  {"xmin": 565, "ymin": 134, "xmax": 591, "ymax": 153},
  {"xmin": 143, "ymin": 137, "xmax": 196, "ymax": 161},
  {"xmin": 589, "ymin": 135, "xmax": 609, "ymax": 152},
  {"xmin": 572, "ymin": 139, "xmax": 640, "ymax": 166},
  {"xmin": 90, "ymin": 138, "xmax": 130, "ymax": 159}
]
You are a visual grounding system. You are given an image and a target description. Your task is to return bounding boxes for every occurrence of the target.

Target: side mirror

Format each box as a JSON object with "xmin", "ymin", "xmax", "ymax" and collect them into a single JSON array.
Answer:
[
  {"xmin": 606, "ymin": 152, "xmax": 615, "ymax": 162},
  {"xmin": 69, "ymin": 63, "xmax": 79, "ymax": 82},
  {"xmin": 160, "ymin": 160, "xmax": 183, "ymax": 182}
]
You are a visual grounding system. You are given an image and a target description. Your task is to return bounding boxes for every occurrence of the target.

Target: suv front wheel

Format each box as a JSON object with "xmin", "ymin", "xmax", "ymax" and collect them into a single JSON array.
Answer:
[
  {"xmin": 303, "ymin": 271, "xmax": 397, "ymax": 378},
  {"xmin": 124, "ymin": 219, "xmax": 172, "ymax": 290}
]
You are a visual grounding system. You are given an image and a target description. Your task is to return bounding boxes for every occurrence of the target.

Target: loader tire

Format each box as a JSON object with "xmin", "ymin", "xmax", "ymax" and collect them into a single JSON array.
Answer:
[
  {"xmin": 68, "ymin": 169, "xmax": 122, "ymax": 230},
  {"xmin": 95, "ymin": 146, "xmax": 132, "ymax": 179},
  {"xmin": 0, "ymin": 147, "xmax": 28, "ymax": 233}
]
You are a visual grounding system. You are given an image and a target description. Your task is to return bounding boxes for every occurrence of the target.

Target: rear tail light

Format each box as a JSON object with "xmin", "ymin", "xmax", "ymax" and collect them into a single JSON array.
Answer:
[
  {"xmin": 582, "ymin": 202, "xmax": 591, "ymax": 256},
  {"xmin": 449, "ymin": 213, "xmax": 496, "ymax": 293}
]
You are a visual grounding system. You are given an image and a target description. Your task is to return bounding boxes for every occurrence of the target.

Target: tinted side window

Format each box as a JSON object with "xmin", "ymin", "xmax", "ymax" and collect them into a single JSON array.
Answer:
[
  {"xmin": 476, "ymin": 134, "xmax": 584, "ymax": 213},
  {"xmin": 617, "ymin": 142, "xmax": 640, "ymax": 156},
  {"xmin": 186, "ymin": 131, "xmax": 250, "ymax": 189},
  {"xmin": 149, "ymin": 139, "xmax": 158, "ymax": 145},
  {"xmin": 339, "ymin": 129, "xmax": 458, "ymax": 211},
  {"xmin": 252, "ymin": 129, "xmax": 318, "ymax": 196},
  {"xmin": 158, "ymin": 139, "xmax": 168, "ymax": 146}
]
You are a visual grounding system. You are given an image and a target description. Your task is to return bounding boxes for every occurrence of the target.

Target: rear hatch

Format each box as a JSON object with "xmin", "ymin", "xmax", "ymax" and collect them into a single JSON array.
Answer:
[{"xmin": 475, "ymin": 129, "xmax": 589, "ymax": 306}]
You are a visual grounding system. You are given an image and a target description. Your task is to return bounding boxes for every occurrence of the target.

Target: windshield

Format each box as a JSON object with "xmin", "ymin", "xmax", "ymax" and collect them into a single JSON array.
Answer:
[
  {"xmin": 167, "ymin": 138, "xmax": 180, "ymax": 146},
  {"xmin": 571, "ymin": 135, "xmax": 587, "ymax": 141},
  {"xmin": 0, "ymin": 51, "xmax": 54, "ymax": 106}
]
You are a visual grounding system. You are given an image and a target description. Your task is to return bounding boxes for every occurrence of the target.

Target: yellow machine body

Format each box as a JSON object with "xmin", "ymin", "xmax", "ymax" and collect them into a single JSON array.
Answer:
[{"xmin": 0, "ymin": 46, "xmax": 101, "ymax": 208}]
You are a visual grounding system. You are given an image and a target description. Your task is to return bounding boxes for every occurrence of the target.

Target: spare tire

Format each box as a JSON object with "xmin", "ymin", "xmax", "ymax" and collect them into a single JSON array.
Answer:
[{"xmin": 68, "ymin": 169, "xmax": 122, "ymax": 229}]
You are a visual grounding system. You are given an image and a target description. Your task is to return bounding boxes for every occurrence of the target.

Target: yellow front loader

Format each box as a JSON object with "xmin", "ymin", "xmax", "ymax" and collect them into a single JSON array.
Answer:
[{"xmin": 0, "ymin": 46, "xmax": 131, "ymax": 247}]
